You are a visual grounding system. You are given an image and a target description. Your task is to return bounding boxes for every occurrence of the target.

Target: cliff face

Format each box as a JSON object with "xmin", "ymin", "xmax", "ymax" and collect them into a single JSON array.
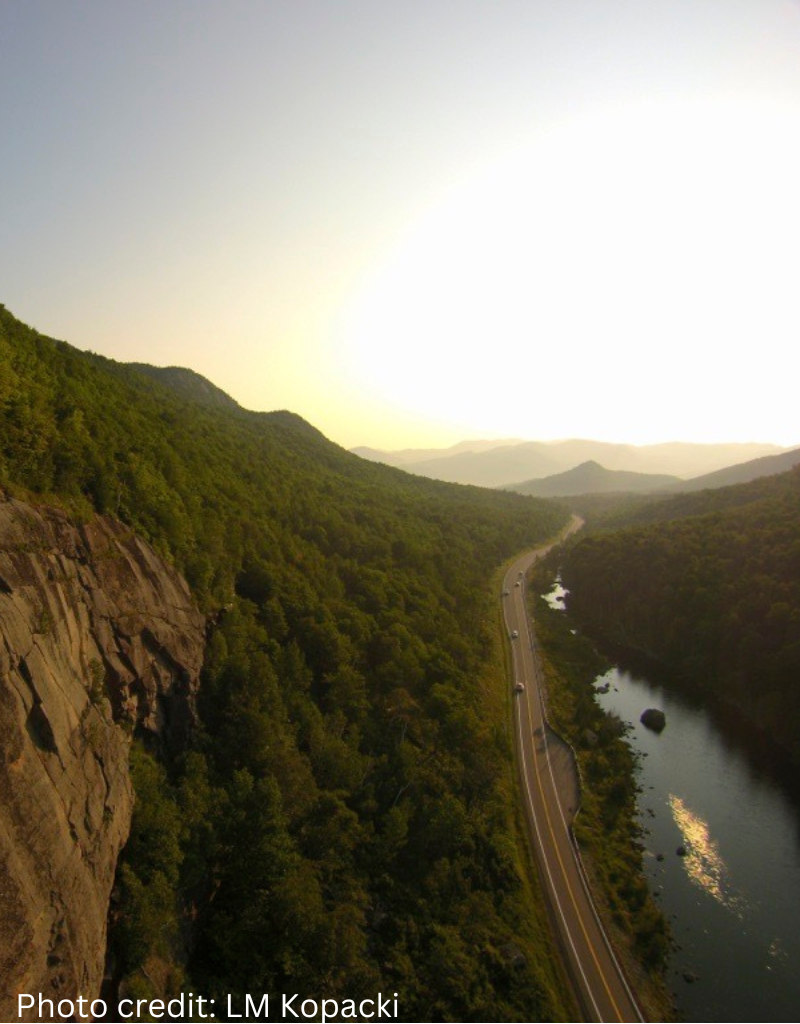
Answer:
[{"xmin": 0, "ymin": 493, "xmax": 204, "ymax": 1020}]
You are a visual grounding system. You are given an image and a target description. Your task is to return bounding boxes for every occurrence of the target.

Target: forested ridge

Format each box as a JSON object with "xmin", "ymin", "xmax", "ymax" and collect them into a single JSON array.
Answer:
[
  {"xmin": 0, "ymin": 305, "xmax": 572, "ymax": 1020},
  {"xmin": 561, "ymin": 466, "xmax": 800, "ymax": 762}
]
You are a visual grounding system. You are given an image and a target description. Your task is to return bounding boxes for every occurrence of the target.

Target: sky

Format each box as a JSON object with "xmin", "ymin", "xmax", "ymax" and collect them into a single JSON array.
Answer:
[{"xmin": 2, "ymin": 1, "xmax": 800, "ymax": 450}]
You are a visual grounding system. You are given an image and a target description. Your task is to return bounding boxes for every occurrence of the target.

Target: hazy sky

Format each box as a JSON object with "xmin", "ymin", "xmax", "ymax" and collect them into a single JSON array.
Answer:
[{"xmin": 3, "ymin": 1, "xmax": 799, "ymax": 449}]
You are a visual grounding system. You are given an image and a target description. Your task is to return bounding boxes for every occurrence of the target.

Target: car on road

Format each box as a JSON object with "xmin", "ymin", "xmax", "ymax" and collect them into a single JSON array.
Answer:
[
  {"xmin": 502, "ymin": 589, "xmax": 510, "ymax": 596},
  {"xmin": 511, "ymin": 630, "xmax": 519, "ymax": 639},
  {"xmin": 514, "ymin": 681, "xmax": 525, "ymax": 692},
  {"xmin": 514, "ymin": 581, "xmax": 521, "ymax": 588}
]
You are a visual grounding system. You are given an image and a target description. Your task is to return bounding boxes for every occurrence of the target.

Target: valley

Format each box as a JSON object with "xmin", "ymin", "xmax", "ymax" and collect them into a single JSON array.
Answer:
[{"xmin": 1, "ymin": 304, "xmax": 798, "ymax": 1022}]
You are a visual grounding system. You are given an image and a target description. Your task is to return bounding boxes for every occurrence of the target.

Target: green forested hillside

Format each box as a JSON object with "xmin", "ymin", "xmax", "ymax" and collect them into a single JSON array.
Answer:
[
  {"xmin": 504, "ymin": 459, "xmax": 679, "ymax": 497},
  {"xmin": 561, "ymin": 466, "xmax": 800, "ymax": 762},
  {"xmin": 0, "ymin": 306, "xmax": 571, "ymax": 1020},
  {"xmin": 578, "ymin": 463, "xmax": 800, "ymax": 532},
  {"xmin": 126, "ymin": 363, "xmax": 242, "ymax": 410}
]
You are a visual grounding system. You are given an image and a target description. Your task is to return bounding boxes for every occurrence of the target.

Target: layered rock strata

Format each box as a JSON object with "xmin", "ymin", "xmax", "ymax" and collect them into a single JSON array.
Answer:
[{"xmin": 0, "ymin": 493, "xmax": 204, "ymax": 1020}]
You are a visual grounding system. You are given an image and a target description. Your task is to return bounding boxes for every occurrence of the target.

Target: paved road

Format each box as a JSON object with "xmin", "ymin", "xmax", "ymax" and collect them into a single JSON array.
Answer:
[{"xmin": 503, "ymin": 519, "xmax": 644, "ymax": 1023}]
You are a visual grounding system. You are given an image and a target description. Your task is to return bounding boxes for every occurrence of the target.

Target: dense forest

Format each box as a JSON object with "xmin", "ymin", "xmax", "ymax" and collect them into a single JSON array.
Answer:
[
  {"xmin": 0, "ymin": 305, "xmax": 573, "ymax": 1020},
  {"xmin": 561, "ymin": 467, "xmax": 800, "ymax": 763}
]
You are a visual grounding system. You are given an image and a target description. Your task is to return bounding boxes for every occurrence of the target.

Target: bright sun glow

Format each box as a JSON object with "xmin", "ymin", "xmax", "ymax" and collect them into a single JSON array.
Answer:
[{"xmin": 340, "ymin": 95, "xmax": 800, "ymax": 444}]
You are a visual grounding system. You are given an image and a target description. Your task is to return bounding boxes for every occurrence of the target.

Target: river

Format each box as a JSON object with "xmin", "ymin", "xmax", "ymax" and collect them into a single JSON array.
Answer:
[{"xmin": 543, "ymin": 583, "xmax": 800, "ymax": 1022}]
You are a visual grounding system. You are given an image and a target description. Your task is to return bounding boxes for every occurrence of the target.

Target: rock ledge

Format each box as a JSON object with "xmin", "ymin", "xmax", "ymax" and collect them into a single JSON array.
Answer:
[{"xmin": 0, "ymin": 493, "xmax": 204, "ymax": 1020}]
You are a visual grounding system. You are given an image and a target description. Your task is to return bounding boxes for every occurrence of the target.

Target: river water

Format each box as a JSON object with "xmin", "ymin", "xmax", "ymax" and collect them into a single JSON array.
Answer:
[{"xmin": 543, "ymin": 584, "xmax": 800, "ymax": 1022}]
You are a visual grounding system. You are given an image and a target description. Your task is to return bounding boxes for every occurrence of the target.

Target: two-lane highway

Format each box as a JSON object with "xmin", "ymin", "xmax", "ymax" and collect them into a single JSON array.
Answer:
[{"xmin": 503, "ymin": 520, "xmax": 644, "ymax": 1023}]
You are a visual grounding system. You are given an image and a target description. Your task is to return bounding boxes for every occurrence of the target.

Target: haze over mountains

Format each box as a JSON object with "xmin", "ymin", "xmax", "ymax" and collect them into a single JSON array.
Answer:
[
  {"xmin": 506, "ymin": 449, "xmax": 800, "ymax": 499},
  {"xmin": 659, "ymin": 445, "xmax": 800, "ymax": 493},
  {"xmin": 353, "ymin": 439, "xmax": 797, "ymax": 492},
  {"xmin": 505, "ymin": 461, "xmax": 681, "ymax": 498}
]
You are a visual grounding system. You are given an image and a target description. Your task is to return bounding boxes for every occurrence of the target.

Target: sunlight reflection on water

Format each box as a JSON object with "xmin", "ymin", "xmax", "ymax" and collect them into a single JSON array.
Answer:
[
  {"xmin": 668, "ymin": 794, "xmax": 747, "ymax": 917},
  {"xmin": 541, "ymin": 578, "xmax": 567, "ymax": 610}
]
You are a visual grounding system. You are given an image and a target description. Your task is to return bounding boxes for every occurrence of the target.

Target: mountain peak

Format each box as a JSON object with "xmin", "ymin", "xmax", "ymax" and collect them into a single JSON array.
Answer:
[{"xmin": 128, "ymin": 363, "xmax": 240, "ymax": 410}]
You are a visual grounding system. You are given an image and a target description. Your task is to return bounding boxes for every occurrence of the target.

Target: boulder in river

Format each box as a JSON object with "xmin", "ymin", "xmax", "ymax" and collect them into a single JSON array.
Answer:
[{"xmin": 640, "ymin": 707, "xmax": 667, "ymax": 732}]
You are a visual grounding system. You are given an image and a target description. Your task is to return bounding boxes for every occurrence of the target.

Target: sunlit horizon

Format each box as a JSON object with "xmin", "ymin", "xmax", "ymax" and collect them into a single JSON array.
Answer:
[{"xmin": 3, "ymin": 1, "xmax": 800, "ymax": 452}]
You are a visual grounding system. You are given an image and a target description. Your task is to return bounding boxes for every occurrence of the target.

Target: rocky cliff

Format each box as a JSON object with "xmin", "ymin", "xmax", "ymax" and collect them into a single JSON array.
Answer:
[{"xmin": 0, "ymin": 492, "xmax": 204, "ymax": 1020}]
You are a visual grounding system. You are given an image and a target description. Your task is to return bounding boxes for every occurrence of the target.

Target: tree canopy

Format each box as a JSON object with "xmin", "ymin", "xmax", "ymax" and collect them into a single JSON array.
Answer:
[{"xmin": 562, "ymin": 466, "xmax": 800, "ymax": 762}]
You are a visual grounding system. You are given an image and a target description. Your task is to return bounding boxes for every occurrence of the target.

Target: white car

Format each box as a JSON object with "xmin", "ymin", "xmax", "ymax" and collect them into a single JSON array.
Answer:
[
  {"xmin": 514, "ymin": 681, "xmax": 525, "ymax": 692},
  {"xmin": 511, "ymin": 630, "xmax": 519, "ymax": 639},
  {"xmin": 514, "ymin": 581, "xmax": 521, "ymax": 588}
]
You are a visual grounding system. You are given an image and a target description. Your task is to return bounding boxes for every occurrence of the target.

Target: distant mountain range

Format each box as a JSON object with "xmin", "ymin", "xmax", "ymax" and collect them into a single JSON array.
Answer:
[
  {"xmin": 351, "ymin": 438, "xmax": 524, "ymax": 467},
  {"xmin": 662, "ymin": 445, "xmax": 800, "ymax": 492},
  {"xmin": 505, "ymin": 460, "xmax": 680, "ymax": 497},
  {"xmin": 352, "ymin": 438, "xmax": 790, "ymax": 488},
  {"xmin": 502, "ymin": 447, "xmax": 800, "ymax": 499}
]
